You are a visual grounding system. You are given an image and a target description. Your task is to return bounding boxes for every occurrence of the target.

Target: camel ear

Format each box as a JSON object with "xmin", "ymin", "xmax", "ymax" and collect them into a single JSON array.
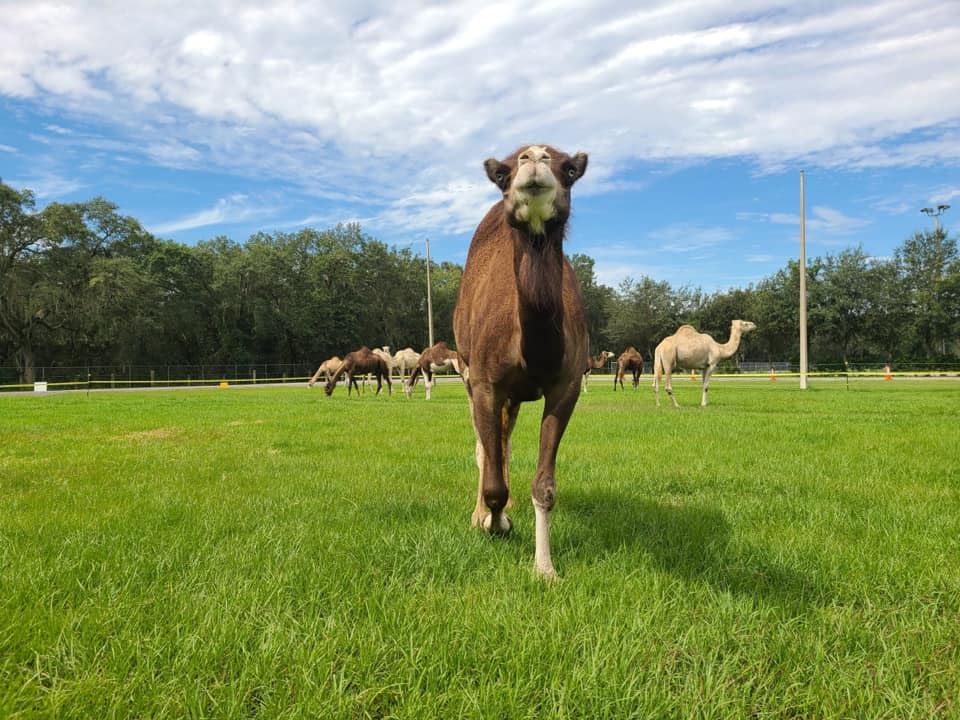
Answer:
[
  {"xmin": 567, "ymin": 152, "xmax": 588, "ymax": 184},
  {"xmin": 484, "ymin": 159, "xmax": 511, "ymax": 192}
]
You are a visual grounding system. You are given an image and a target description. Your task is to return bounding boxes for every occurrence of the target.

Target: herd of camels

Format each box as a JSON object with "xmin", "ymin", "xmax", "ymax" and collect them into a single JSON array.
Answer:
[
  {"xmin": 309, "ymin": 144, "xmax": 755, "ymax": 578},
  {"xmin": 310, "ymin": 320, "xmax": 756, "ymax": 411}
]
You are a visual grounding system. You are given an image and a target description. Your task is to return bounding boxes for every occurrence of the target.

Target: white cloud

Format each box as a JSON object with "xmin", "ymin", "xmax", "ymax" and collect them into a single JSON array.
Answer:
[
  {"xmin": 745, "ymin": 205, "xmax": 870, "ymax": 235},
  {"xmin": 648, "ymin": 223, "xmax": 735, "ymax": 252},
  {"xmin": 930, "ymin": 187, "xmax": 960, "ymax": 205},
  {"xmin": 149, "ymin": 194, "xmax": 278, "ymax": 234},
  {"xmin": 1, "ymin": 1, "xmax": 958, "ymax": 231},
  {"xmin": 6, "ymin": 172, "xmax": 84, "ymax": 198},
  {"xmin": 0, "ymin": 144, "xmax": 17, "ymax": 153}
]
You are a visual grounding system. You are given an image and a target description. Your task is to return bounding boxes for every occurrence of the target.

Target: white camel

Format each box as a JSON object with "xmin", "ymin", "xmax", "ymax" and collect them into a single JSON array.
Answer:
[
  {"xmin": 307, "ymin": 356, "xmax": 343, "ymax": 387},
  {"xmin": 653, "ymin": 320, "xmax": 756, "ymax": 408},
  {"xmin": 392, "ymin": 347, "xmax": 421, "ymax": 380}
]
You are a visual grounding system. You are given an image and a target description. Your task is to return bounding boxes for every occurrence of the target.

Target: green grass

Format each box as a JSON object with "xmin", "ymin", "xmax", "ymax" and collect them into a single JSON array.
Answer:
[{"xmin": 1, "ymin": 379, "xmax": 959, "ymax": 719}]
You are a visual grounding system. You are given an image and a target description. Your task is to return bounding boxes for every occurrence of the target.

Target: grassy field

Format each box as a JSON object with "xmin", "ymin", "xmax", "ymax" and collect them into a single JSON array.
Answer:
[{"xmin": 1, "ymin": 379, "xmax": 959, "ymax": 719}]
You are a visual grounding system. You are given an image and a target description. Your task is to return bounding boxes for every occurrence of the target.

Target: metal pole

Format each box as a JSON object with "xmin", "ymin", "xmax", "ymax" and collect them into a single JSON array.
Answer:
[
  {"xmin": 425, "ymin": 237, "xmax": 435, "ymax": 348},
  {"xmin": 799, "ymin": 170, "xmax": 808, "ymax": 390}
]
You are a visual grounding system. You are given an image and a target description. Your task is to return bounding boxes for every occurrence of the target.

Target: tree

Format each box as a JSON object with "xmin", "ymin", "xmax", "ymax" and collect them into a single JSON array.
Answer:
[
  {"xmin": 568, "ymin": 253, "xmax": 615, "ymax": 353},
  {"xmin": 895, "ymin": 229, "xmax": 958, "ymax": 356},
  {"xmin": 607, "ymin": 276, "xmax": 683, "ymax": 359},
  {"xmin": 809, "ymin": 247, "xmax": 873, "ymax": 364}
]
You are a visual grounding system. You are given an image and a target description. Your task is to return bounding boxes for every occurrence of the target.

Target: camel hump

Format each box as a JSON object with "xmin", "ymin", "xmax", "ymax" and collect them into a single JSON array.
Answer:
[{"xmin": 676, "ymin": 324, "xmax": 698, "ymax": 334}]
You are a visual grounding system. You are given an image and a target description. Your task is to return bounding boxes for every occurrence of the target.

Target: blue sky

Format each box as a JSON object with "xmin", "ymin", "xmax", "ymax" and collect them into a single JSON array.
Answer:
[{"xmin": 2, "ymin": 1, "xmax": 958, "ymax": 292}]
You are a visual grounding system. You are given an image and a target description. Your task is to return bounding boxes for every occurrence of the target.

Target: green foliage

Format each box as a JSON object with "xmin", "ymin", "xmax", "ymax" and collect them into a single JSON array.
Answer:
[{"xmin": 3, "ymin": 179, "xmax": 960, "ymax": 380}]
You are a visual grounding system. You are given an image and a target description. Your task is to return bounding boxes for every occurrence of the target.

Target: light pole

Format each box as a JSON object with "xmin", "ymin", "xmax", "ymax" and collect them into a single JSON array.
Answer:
[
  {"xmin": 921, "ymin": 204, "xmax": 950, "ymax": 232},
  {"xmin": 425, "ymin": 237, "xmax": 434, "ymax": 348},
  {"xmin": 799, "ymin": 170, "xmax": 808, "ymax": 390}
]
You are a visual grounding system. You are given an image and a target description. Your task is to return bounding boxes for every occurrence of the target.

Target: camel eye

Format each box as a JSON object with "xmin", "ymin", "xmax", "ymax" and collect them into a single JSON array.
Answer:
[{"xmin": 567, "ymin": 167, "xmax": 577, "ymax": 178}]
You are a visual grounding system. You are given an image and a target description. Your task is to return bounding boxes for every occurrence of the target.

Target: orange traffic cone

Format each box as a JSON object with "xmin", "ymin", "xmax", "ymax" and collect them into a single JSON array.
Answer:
[
  {"xmin": 770, "ymin": 367, "xmax": 776, "ymax": 382},
  {"xmin": 883, "ymin": 364, "xmax": 892, "ymax": 381}
]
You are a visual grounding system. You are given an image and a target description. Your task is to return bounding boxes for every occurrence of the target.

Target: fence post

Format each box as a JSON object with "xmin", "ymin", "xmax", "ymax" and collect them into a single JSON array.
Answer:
[
  {"xmin": 111, "ymin": 372, "xmax": 116, "ymax": 389},
  {"xmin": 150, "ymin": 369, "xmax": 155, "ymax": 387},
  {"xmin": 252, "ymin": 368, "xmax": 257, "ymax": 384}
]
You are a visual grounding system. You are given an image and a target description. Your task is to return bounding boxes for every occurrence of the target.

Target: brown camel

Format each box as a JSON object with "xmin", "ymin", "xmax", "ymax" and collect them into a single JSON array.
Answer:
[
  {"xmin": 324, "ymin": 346, "xmax": 392, "ymax": 397},
  {"xmin": 581, "ymin": 350, "xmax": 614, "ymax": 392},
  {"xmin": 454, "ymin": 143, "xmax": 589, "ymax": 579},
  {"xmin": 404, "ymin": 341, "xmax": 460, "ymax": 400},
  {"xmin": 653, "ymin": 320, "xmax": 757, "ymax": 408},
  {"xmin": 614, "ymin": 346, "xmax": 644, "ymax": 390},
  {"xmin": 307, "ymin": 356, "xmax": 342, "ymax": 387}
]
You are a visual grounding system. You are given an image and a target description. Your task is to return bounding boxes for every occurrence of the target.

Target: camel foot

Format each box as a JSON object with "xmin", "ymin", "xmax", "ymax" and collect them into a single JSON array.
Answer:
[
  {"xmin": 470, "ymin": 508, "xmax": 485, "ymax": 528},
  {"xmin": 480, "ymin": 512, "xmax": 513, "ymax": 536},
  {"xmin": 535, "ymin": 561, "xmax": 559, "ymax": 581}
]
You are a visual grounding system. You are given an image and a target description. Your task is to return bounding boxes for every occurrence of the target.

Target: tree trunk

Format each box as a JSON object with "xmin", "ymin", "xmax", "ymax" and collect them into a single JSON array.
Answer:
[{"xmin": 16, "ymin": 344, "xmax": 35, "ymax": 385}]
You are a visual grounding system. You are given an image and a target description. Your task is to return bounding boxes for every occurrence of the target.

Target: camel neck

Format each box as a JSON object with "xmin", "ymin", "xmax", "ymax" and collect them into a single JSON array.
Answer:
[
  {"xmin": 513, "ymin": 226, "xmax": 565, "ymax": 316},
  {"xmin": 512, "ymin": 226, "xmax": 566, "ymax": 375},
  {"xmin": 719, "ymin": 325, "xmax": 741, "ymax": 359}
]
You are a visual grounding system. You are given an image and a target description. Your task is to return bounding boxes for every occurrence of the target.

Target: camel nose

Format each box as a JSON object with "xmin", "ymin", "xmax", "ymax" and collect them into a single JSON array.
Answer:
[{"xmin": 519, "ymin": 146, "xmax": 551, "ymax": 164}]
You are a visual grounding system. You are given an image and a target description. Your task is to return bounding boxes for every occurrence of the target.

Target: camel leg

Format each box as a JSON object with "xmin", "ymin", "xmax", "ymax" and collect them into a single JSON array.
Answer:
[
  {"xmin": 582, "ymin": 371, "xmax": 589, "ymax": 393},
  {"xmin": 385, "ymin": 372, "xmax": 392, "ymax": 396},
  {"xmin": 665, "ymin": 366, "xmax": 680, "ymax": 408},
  {"xmin": 307, "ymin": 367, "xmax": 324, "ymax": 387},
  {"xmin": 653, "ymin": 365, "xmax": 661, "ymax": 407},
  {"xmin": 425, "ymin": 369, "xmax": 434, "ymax": 401},
  {"xmin": 404, "ymin": 368, "xmax": 420, "ymax": 399},
  {"xmin": 375, "ymin": 373, "xmax": 382, "ymax": 396},
  {"xmin": 471, "ymin": 397, "xmax": 519, "ymax": 525},
  {"xmin": 632, "ymin": 368, "xmax": 639, "ymax": 389},
  {"xmin": 701, "ymin": 364, "xmax": 714, "ymax": 407},
  {"xmin": 532, "ymin": 379, "xmax": 580, "ymax": 579},
  {"xmin": 468, "ymin": 384, "xmax": 511, "ymax": 535}
]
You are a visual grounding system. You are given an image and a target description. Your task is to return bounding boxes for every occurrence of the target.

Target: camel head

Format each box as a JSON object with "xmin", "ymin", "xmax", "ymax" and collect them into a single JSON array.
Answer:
[
  {"xmin": 484, "ymin": 145, "xmax": 588, "ymax": 236},
  {"xmin": 733, "ymin": 320, "xmax": 757, "ymax": 335}
]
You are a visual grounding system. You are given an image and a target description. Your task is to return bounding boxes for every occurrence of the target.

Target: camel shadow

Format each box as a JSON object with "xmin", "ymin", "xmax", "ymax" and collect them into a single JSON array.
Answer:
[{"xmin": 558, "ymin": 488, "xmax": 827, "ymax": 609}]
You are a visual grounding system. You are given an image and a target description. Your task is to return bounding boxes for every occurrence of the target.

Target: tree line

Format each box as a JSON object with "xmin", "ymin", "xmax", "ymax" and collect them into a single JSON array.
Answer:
[{"xmin": 2, "ymin": 181, "xmax": 958, "ymax": 384}]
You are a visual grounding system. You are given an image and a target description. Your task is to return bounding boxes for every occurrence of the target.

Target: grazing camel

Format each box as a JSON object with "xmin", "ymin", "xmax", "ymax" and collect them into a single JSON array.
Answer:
[
  {"xmin": 369, "ymin": 347, "xmax": 397, "ymax": 388},
  {"xmin": 307, "ymin": 356, "xmax": 342, "ymax": 387},
  {"xmin": 614, "ymin": 346, "xmax": 645, "ymax": 390},
  {"xmin": 582, "ymin": 350, "xmax": 614, "ymax": 392},
  {"xmin": 324, "ymin": 346, "xmax": 392, "ymax": 397},
  {"xmin": 454, "ymin": 143, "xmax": 589, "ymax": 579},
  {"xmin": 404, "ymin": 341, "xmax": 460, "ymax": 400},
  {"xmin": 653, "ymin": 320, "xmax": 757, "ymax": 408},
  {"xmin": 392, "ymin": 347, "xmax": 421, "ymax": 380}
]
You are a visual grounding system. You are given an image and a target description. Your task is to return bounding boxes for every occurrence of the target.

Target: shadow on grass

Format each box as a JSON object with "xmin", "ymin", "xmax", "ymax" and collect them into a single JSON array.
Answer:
[{"xmin": 560, "ymin": 488, "xmax": 828, "ymax": 608}]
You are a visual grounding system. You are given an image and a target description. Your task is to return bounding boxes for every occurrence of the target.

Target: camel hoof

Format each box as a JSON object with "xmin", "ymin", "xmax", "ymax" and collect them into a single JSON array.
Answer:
[
  {"xmin": 535, "ymin": 563, "xmax": 559, "ymax": 581},
  {"xmin": 481, "ymin": 513, "xmax": 513, "ymax": 536}
]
